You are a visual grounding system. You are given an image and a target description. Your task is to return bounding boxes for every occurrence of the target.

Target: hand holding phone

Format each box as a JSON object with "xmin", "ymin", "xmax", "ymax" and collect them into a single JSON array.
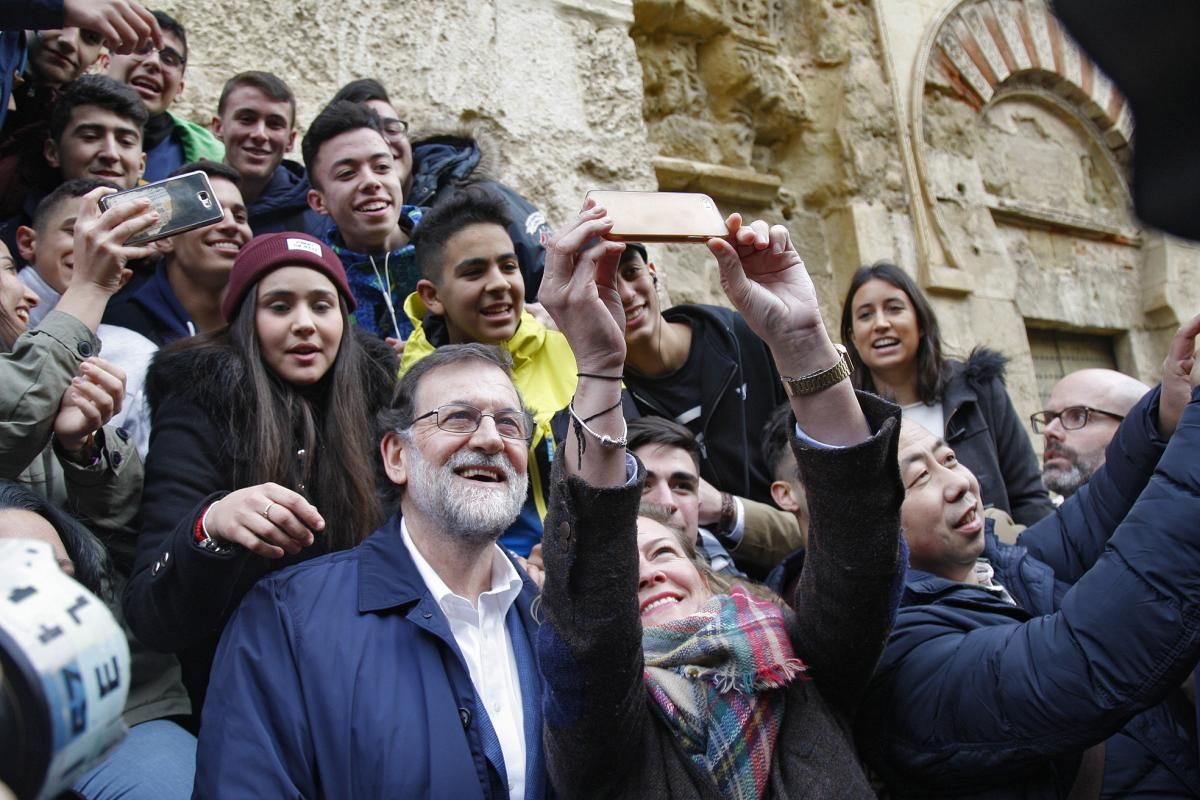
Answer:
[
  {"xmin": 51, "ymin": 187, "xmax": 162, "ymax": 331},
  {"xmin": 72, "ymin": 187, "xmax": 160, "ymax": 293},
  {"xmin": 98, "ymin": 170, "xmax": 225, "ymax": 245},
  {"xmin": 584, "ymin": 190, "xmax": 727, "ymax": 243}
]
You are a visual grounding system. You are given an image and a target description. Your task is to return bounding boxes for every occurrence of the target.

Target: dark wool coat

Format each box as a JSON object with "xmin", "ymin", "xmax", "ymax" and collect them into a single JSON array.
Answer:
[
  {"xmin": 941, "ymin": 349, "xmax": 1054, "ymax": 526},
  {"xmin": 538, "ymin": 392, "xmax": 906, "ymax": 798},
  {"xmin": 859, "ymin": 386, "xmax": 1200, "ymax": 799},
  {"xmin": 123, "ymin": 330, "xmax": 396, "ymax": 713}
]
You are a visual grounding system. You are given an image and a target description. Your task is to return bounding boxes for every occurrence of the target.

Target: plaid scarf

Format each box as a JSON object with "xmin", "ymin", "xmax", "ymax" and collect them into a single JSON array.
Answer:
[{"xmin": 643, "ymin": 587, "xmax": 807, "ymax": 800}]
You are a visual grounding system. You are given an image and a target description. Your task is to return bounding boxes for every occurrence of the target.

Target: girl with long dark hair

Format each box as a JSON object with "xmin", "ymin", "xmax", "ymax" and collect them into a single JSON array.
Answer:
[
  {"xmin": 124, "ymin": 232, "xmax": 397, "ymax": 713},
  {"xmin": 839, "ymin": 262, "xmax": 1052, "ymax": 525}
]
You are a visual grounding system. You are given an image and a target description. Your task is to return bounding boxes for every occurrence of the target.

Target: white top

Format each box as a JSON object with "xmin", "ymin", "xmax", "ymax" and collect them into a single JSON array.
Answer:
[
  {"xmin": 96, "ymin": 324, "xmax": 157, "ymax": 459},
  {"xmin": 902, "ymin": 400, "xmax": 945, "ymax": 439},
  {"xmin": 400, "ymin": 521, "xmax": 526, "ymax": 800}
]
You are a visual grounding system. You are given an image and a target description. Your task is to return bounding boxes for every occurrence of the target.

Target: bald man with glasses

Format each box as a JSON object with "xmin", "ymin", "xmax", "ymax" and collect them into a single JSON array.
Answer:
[{"xmin": 1032, "ymin": 369, "xmax": 1151, "ymax": 498}]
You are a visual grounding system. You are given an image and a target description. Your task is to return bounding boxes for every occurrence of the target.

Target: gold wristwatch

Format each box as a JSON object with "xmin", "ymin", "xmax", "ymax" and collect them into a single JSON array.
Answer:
[{"xmin": 781, "ymin": 344, "xmax": 852, "ymax": 397}]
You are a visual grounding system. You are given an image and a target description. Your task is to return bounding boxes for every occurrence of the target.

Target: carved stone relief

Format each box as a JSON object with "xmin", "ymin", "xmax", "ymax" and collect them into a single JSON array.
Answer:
[
  {"xmin": 631, "ymin": 0, "xmax": 806, "ymax": 206},
  {"xmin": 908, "ymin": 0, "xmax": 1200, "ymax": 389},
  {"xmin": 913, "ymin": 0, "xmax": 1136, "ymax": 288}
]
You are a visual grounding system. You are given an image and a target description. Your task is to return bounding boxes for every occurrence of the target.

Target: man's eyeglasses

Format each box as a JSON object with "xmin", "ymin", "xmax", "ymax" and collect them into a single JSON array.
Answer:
[
  {"xmin": 134, "ymin": 40, "xmax": 185, "ymax": 70},
  {"xmin": 414, "ymin": 404, "xmax": 534, "ymax": 442},
  {"xmin": 380, "ymin": 118, "xmax": 409, "ymax": 137},
  {"xmin": 1029, "ymin": 406, "xmax": 1125, "ymax": 433}
]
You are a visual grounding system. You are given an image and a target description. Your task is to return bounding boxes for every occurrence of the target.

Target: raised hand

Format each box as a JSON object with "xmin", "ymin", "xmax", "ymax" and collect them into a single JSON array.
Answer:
[
  {"xmin": 538, "ymin": 201, "xmax": 628, "ymax": 374},
  {"xmin": 54, "ymin": 357, "xmax": 127, "ymax": 460},
  {"xmin": 707, "ymin": 213, "xmax": 828, "ymax": 377},
  {"xmin": 709, "ymin": 213, "xmax": 869, "ymax": 445},
  {"xmin": 71, "ymin": 187, "xmax": 161, "ymax": 295},
  {"xmin": 63, "ymin": 0, "xmax": 162, "ymax": 55},
  {"xmin": 202, "ymin": 483, "xmax": 325, "ymax": 560},
  {"xmin": 1157, "ymin": 312, "xmax": 1200, "ymax": 437},
  {"xmin": 55, "ymin": 188, "xmax": 161, "ymax": 331}
]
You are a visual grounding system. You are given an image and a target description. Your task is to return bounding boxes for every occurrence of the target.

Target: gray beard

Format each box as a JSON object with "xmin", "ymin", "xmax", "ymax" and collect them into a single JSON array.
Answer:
[
  {"xmin": 405, "ymin": 445, "xmax": 528, "ymax": 543},
  {"xmin": 1043, "ymin": 464, "xmax": 1089, "ymax": 497},
  {"xmin": 1042, "ymin": 444, "xmax": 1104, "ymax": 498}
]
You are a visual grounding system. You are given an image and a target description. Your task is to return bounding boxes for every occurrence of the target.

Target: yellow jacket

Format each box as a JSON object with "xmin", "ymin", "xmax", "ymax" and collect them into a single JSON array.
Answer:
[{"xmin": 399, "ymin": 292, "xmax": 577, "ymax": 522}]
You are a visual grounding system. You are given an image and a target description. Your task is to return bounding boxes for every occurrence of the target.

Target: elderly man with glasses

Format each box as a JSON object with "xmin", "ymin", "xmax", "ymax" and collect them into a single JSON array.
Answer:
[
  {"xmin": 1031, "ymin": 368, "xmax": 1151, "ymax": 498},
  {"xmin": 194, "ymin": 342, "xmax": 553, "ymax": 799}
]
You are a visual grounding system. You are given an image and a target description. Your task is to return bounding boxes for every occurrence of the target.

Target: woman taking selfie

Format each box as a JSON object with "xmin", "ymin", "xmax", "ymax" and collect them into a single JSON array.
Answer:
[
  {"xmin": 125, "ymin": 232, "xmax": 397, "ymax": 713},
  {"xmin": 839, "ymin": 262, "xmax": 1051, "ymax": 525},
  {"xmin": 534, "ymin": 204, "xmax": 903, "ymax": 798}
]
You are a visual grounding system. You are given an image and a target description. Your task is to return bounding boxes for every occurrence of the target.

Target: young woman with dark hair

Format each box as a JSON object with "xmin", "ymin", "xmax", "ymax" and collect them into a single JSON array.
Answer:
[
  {"xmin": 839, "ymin": 261, "xmax": 1052, "ymax": 525},
  {"xmin": 124, "ymin": 232, "xmax": 397, "ymax": 714}
]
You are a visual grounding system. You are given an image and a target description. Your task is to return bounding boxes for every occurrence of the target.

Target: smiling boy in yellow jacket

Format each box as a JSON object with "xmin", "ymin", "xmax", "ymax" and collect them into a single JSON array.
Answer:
[{"xmin": 400, "ymin": 187, "xmax": 577, "ymax": 556}]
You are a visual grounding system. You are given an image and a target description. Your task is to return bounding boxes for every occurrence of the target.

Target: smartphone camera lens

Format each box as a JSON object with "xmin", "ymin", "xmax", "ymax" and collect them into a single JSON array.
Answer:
[{"xmin": 198, "ymin": 191, "xmax": 211, "ymax": 209}]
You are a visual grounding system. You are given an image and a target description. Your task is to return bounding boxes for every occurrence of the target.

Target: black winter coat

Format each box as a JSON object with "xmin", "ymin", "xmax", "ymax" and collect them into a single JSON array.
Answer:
[
  {"xmin": 623, "ymin": 304, "xmax": 788, "ymax": 505},
  {"xmin": 941, "ymin": 349, "xmax": 1053, "ymax": 526},
  {"xmin": 123, "ymin": 331, "xmax": 397, "ymax": 714}
]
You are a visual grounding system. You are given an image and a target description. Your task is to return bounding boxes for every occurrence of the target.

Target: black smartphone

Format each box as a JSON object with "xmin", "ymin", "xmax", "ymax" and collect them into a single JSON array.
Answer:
[{"xmin": 97, "ymin": 170, "xmax": 225, "ymax": 245}]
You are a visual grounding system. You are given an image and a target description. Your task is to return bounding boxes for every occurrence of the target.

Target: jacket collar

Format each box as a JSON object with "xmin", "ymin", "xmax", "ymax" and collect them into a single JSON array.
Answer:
[
  {"xmin": 248, "ymin": 160, "xmax": 310, "ymax": 216},
  {"xmin": 325, "ymin": 206, "xmax": 421, "ymax": 263},
  {"xmin": 357, "ymin": 513, "xmax": 541, "ymax": 615},
  {"xmin": 901, "ymin": 520, "xmax": 1049, "ymax": 619},
  {"xmin": 401, "ymin": 290, "xmax": 551, "ymax": 375},
  {"xmin": 129, "ymin": 259, "xmax": 194, "ymax": 339}
]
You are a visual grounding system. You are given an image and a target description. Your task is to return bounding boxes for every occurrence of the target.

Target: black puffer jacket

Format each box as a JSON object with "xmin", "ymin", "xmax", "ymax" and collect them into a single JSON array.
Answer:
[
  {"xmin": 124, "ymin": 330, "xmax": 396, "ymax": 713},
  {"xmin": 859, "ymin": 386, "xmax": 1200, "ymax": 798},
  {"xmin": 942, "ymin": 349, "xmax": 1053, "ymax": 526}
]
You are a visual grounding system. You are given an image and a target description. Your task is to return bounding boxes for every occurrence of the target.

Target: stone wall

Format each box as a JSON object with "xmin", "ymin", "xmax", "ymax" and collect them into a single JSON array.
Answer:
[
  {"xmin": 165, "ymin": 0, "xmax": 656, "ymax": 238},
  {"xmin": 159, "ymin": 0, "xmax": 1199, "ymax": 417}
]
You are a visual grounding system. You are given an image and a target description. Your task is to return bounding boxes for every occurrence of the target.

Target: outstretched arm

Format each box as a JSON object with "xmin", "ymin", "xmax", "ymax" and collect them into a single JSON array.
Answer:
[
  {"xmin": 709, "ymin": 214, "xmax": 869, "ymax": 446},
  {"xmin": 1021, "ymin": 313, "xmax": 1200, "ymax": 580},
  {"xmin": 865, "ymin": 377, "xmax": 1200, "ymax": 789},
  {"xmin": 537, "ymin": 202, "xmax": 649, "ymax": 796},
  {"xmin": 538, "ymin": 199, "xmax": 628, "ymax": 487}
]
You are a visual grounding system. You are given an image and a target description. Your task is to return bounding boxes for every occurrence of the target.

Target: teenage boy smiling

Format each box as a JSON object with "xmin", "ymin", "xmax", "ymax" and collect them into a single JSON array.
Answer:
[
  {"xmin": 400, "ymin": 187, "xmax": 576, "ymax": 556},
  {"xmin": 303, "ymin": 100, "xmax": 419, "ymax": 349},
  {"xmin": 105, "ymin": 10, "xmax": 223, "ymax": 181}
]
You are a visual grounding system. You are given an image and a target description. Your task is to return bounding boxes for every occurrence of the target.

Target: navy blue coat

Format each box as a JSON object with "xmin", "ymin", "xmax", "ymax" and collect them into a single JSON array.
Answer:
[
  {"xmin": 193, "ymin": 514, "xmax": 547, "ymax": 799},
  {"xmin": 246, "ymin": 160, "xmax": 328, "ymax": 238},
  {"xmin": 859, "ymin": 385, "xmax": 1200, "ymax": 798}
]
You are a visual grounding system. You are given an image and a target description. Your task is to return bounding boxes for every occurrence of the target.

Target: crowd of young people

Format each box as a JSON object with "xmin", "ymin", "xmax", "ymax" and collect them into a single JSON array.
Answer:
[{"xmin": 3, "ymin": 4, "xmax": 1200, "ymax": 799}]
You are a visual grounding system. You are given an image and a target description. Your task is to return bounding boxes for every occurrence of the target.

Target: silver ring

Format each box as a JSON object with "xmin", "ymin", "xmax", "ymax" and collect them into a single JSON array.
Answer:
[{"xmin": 262, "ymin": 501, "xmax": 277, "ymax": 521}]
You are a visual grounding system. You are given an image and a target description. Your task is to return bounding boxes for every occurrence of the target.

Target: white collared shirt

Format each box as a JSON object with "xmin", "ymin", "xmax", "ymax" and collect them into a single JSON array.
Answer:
[{"xmin": 401, "ymin": 522, "xmax": 526, "ymax": 800}]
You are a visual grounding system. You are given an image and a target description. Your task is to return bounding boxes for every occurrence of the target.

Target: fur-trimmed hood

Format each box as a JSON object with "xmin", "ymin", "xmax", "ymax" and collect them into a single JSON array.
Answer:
[
  {"xmin": 407, "ymin": 125, "xmax": 503, "ymax": 207},
  {"xmin": 959, "ymin": 346, "xmax": 1009, "ymax": 386}
]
